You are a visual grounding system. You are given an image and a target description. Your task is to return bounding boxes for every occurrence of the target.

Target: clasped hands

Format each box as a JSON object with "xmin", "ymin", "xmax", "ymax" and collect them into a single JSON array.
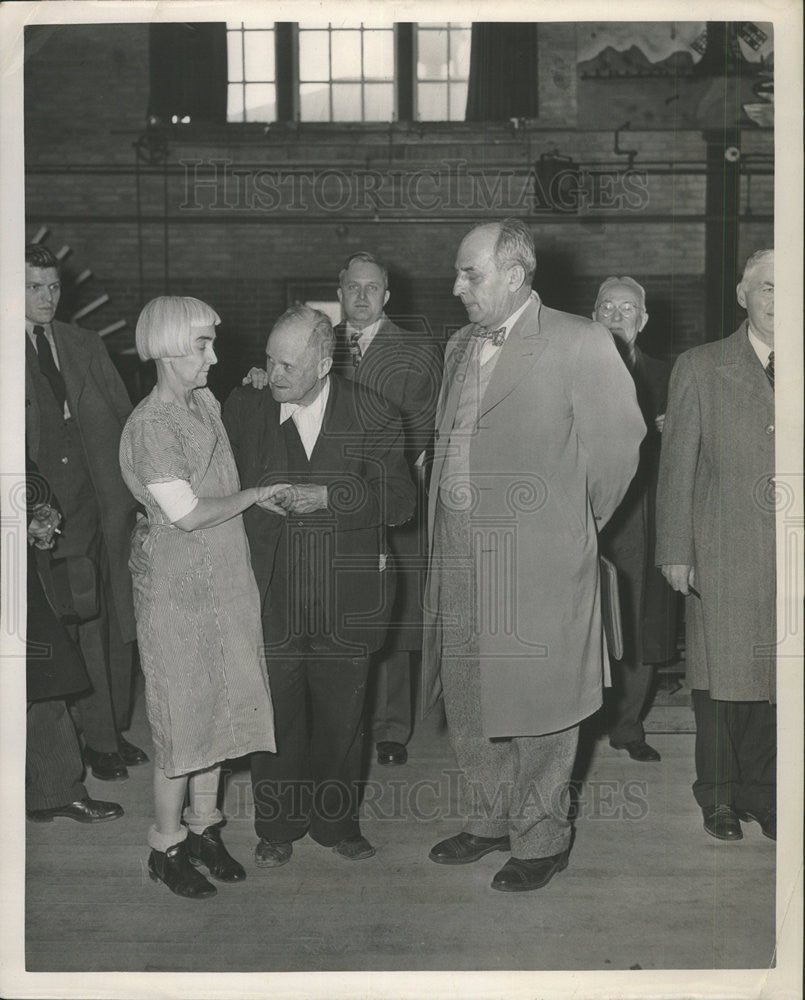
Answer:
[
  {"xmin": 28, "ymin": 504, "xmax": 61, "ymax": 549},
  {"xmin": 255, "ymin": 483, "xmax": 328, "ymax": 515}
]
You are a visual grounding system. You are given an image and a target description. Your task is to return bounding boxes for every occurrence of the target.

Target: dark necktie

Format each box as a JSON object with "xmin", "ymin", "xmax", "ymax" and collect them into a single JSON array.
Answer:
[
  {"xmin": 473, "ymin": 325, "xmax": 506, "ymax": 347},
  {"xmin": 34, "ymin": 325, "xmax": 67, "ymax": 412},
  {"xmin": 765, "ymin": 351, "xmax": 774, "ymax": 388},
  {"xmin": 348, "ymin": 331, "xmax": 362, "ymax": 367}
]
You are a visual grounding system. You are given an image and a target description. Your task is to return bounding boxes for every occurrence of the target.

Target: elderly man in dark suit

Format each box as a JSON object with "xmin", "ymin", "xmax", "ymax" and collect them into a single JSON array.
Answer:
[
  {"xmin": 656, "ymin": 249, "xmax": 776, "ymax": 842},
  {"xmin": 422, "ymin": 219, "xmax": 645, "ymax": 892},
  {"xmin": 25, "ymin": 456, "xmax": 124, "ymax": 823},
  {"xmin": 224, "ymin": 305, "xmax": 415, "ymax": 868},
  {"xmin": 24, "ymin": 243, "xmax": 145, "ymax": 782},
  {"xmin": 332, "ymin": 251, "xmax": 442, "ymax": 767},
  {"xmin": 592, "ymin": 276, "xmax": 677, "ymax": 763}
]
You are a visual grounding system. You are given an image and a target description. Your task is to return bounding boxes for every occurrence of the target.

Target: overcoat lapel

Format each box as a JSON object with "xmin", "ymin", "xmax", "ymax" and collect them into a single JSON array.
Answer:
[
  {"xmin": 438, "ymin": 330, "xmax": 475, "ymax": 434},
  {"xmin": 25, "ymin": 336, "xmax": 42, "ymax": 459},
  {"xmin": 716, "ymin": 324, "xmax": 773, "ymax": 407},
  {"xmin": 479, "ymin": 297, "xmax": 551, "ymax": 418},
  {"xmin": 51, "ymin": 322, "xmax": 93, "ymax": 412}
]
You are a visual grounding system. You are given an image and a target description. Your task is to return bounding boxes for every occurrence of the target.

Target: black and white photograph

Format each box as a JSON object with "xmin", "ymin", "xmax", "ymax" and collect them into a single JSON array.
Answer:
[{"xmin": 0, "ymin": 1, "xmax": 802, "ymax": 998}]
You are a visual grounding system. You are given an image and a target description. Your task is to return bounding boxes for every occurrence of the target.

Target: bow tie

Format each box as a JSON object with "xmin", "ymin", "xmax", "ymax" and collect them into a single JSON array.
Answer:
[{"xmin": 473, "ymin": 326, "xmax": 506, "ymax": 347}]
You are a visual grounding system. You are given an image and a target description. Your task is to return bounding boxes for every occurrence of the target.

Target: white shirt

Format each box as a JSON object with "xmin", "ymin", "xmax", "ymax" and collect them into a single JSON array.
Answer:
[
  {"xmin": 345, "ymin": 314, "xmax": 384, "ymax": 355},
  {"xmin": 26, "ymin": 321, "xmax": 72, "ymax": 419},
  {"xmin": 747, "ymin": 325, "xmax": 773, "ymax": 368},
  {"xmin": 477, "ymin": 292, "xmax": 536, "ymax": 365},
  {"xmin": 280, "ymin": 377, "xmax": 331, "ymax": 459}
]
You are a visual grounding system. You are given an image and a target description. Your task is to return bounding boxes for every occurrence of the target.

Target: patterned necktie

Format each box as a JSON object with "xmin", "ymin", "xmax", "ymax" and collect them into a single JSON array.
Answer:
[
  {"xmin": 474, "ymin": 325, "xmax": 506, "ymax": 347},
  {"xmin": 348, "ymin": 331, "xmax": 362, "ymax": 367},
  {"xmin": 34, "ymin": 324, "xmax": 67, "ymax": 411},
  {"xmin": 765, "ymin": 350, "xmax": 774, "ymax": 388}
]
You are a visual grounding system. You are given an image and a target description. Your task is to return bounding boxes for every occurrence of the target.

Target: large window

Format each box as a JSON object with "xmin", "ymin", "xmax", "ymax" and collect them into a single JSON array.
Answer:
[
  {"xmin": 226, "ymin": 21, "xmax": 471, "ymax": 123},
  {"xmin": 416, "ymin": 23, "xmax": 471, "ymax": 121}
]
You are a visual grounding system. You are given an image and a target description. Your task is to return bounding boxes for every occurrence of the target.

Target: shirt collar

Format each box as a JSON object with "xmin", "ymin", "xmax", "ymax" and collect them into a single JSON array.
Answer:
[
  {"xmin": 346, "ymin": 314, "xmax": 384, "ymax": 346},
  {"xmin": 482, "ymin": 291, "xmax": 537, "ymax": 345},
  {"xmin": 280, "ymin": 376, "xmax": 330, "ymax": 424},
  {"xmin": 747, "ymin": 324, "xmax": 772, "ymax": 366}
]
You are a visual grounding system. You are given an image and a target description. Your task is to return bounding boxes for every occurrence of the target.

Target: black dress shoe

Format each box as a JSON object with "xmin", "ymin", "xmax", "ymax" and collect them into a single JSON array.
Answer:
[
  {"xmin": 611, "ymin": 739, "xmax": 661, "ymax": 762},
  {"xmin": 148, "ymin": 840, "xmax": 217, "ymax": 899},
  {"xmin": 186, "ymin": 822, "xmax": 246, "ymax": 882},
  {"xmin": 118, "ymin": 735, "xmax": 149, "ymax": 766},
  {"xmin": 27, "ymin": 796, "xmax": 124, "ymax": 824},
  {"xmin": 702, "ymin": 804, "xmax": 743, "ymax": 841},
  {"xmin": 376, "ymin": 741, "xmax": 408, "ymax": 766},
  {"xmin": 429, "ymin": 832, "xmax": 510, "ymax": 865},
  {"xmin": 332, "ymin": 835, "xmax": 376, "ymax": 860},
  {"xmin": 83, "ymin": 746, "xmax": 129, "ymax": 781},
  {"xmin": 491, "ymin": 850, "xmax": 570, "ymax": 892},
  {"xmin": 736, "ymin": 807, "xmax": 776, "ymax": 841}
]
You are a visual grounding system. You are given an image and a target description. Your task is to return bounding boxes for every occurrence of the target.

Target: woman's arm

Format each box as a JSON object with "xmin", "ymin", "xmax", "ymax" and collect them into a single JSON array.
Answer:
[{"xmin": 173, "ymin": 486, "xmax": 285, "ymax": 531}]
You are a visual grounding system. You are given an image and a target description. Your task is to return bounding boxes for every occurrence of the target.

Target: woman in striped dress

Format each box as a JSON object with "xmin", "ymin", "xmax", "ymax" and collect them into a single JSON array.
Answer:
[{"xmin": 119, "ymin": 296, "xmax": 282, "ymax": 900}]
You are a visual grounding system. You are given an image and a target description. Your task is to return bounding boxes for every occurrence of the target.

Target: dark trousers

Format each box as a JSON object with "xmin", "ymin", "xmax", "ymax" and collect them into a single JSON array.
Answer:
[
  {"xmin": 369, "ymin": 649, "xmax": 413, "ymax": 745},
  {"xmin": 26, "ymin": 699, "xmax": 87, "ymax": 811},
  {"xmin": 69, "ymin": 554, "xmax": 133, "ymax": 753},
  {"xmin": 251, "ymin": 651, "xmax": 370, "ymax": 846},
  {"xmin": 691, "ymin": 689, "xmax": 776, "ymax": 813},
  {"xmin": 608, "ymin": 660, "xmax": 654, "ymax": 746}
]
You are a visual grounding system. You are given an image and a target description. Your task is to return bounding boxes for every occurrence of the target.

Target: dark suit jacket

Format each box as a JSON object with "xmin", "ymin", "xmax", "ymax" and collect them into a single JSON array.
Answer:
[
  {"xmin": 25, "ymin": 455, "xmax": 90, "ymax": 702},
  {"xmin": 333, "ymin": 316, "xmax": 443, "ymax": 646},
  {"xmin": 25, "ymin": 321, "xmax": 138, "ymax": 643},
  {"xmin": 601, "ymin": 344, "xmax": 677, "ymax": 664},
  {"xmin": 223, "ymin": 375, "xmax": 416, "ymax": 658}
]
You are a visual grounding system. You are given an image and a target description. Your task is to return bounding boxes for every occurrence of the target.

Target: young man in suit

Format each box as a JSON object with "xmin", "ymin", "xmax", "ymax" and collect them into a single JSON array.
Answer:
[
  {"xmin": 333, "ymin": 252, "xmax": 442, "ymax": 767},
  {"xmin": 657, "ymin": 249, "xmax": 776, "ymax": 842},
  {"xmin": 24, "ymin": 244, "xmax": 145, "ymax": 782},
  {"xmin": 592, "ymin": 276, "xmax": 677, "ymax": 763},
  {"xmin": 223, "ymin": 305, "xmax": 415, "ymax": 868},
  {"xmin": 421, "ymin": 219, "xmax": 645, "ymax": 892}
]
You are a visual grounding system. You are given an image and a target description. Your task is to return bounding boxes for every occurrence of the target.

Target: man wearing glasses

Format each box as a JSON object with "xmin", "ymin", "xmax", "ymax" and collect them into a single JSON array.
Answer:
[{"xmin": 592, "ymin": 277, "xmax": 677, "ymax": 764}]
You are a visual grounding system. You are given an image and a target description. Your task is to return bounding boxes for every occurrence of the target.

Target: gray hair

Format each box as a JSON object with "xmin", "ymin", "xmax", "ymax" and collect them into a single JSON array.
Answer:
[
  {"xmin": 338, "ymin": 251, "xmax": 389, "ymax": 290},
  {"xmin": 594, "ymin": 275, "xmax": 647, "ymax": 314},
  {"xmin": 740, "ymin": 249, "xmax": 773, "ymax": 284},
  {"xmin": 136, "ymin": 296, "xmax": 220, "ymax": 360},
  {"xmin": 275, "ymin": 303, "xmax": 335, "ymax": 360},
  {"xmin": 490, "ymin": 218, "xmax": 537, "ymax": 284}
]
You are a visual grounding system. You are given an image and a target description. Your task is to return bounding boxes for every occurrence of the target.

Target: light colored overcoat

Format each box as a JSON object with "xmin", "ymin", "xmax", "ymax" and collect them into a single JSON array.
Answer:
[
  {"xmin": 655, "ymin": 324, "xmax": 776, "ymax": 702},
  {"xmin": 421, "ymin": 295, "xmax": 646, "ymax": 737}
]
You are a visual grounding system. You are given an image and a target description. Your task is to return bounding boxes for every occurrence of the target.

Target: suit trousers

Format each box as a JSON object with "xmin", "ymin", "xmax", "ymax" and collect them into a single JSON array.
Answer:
[
  {"xmin": 435, "ymin": 500, "xmax": 578, "ymax": 859},
  {"xmin": 69, "ymin": 546, "xmax": 133, "ymax": 752},
  {"xmin": 691, "ymin": 689, "xmax": 776, "ymax": 813},
  {"xmin": 251, "ymin": 649, "xmax": 370, "ymax": 846},
  {"xmin": 369, "ymin": 648, "xmax": 413, "ymax": 745},
  {"xmin": 26, "ymin": 698, "xmax": 87, "ymax": 811}
]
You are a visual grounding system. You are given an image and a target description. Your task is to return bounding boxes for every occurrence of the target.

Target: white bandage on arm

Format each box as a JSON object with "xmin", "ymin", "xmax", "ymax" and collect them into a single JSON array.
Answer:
[{"xmin": 146, "ymin": 479, "xmax": 199, "ymax": 523}]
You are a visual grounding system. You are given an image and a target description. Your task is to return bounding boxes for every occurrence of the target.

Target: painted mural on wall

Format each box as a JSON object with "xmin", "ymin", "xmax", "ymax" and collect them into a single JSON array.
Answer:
[{"xmin": 577, "ymin": 22, "xmax": 773, "ymax": 129}]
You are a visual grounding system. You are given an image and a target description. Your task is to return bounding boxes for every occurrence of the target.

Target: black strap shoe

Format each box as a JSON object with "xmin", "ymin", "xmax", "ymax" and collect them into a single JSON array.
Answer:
[
  {"xmin": 186, "ymin": 822, "xmax": 246, "ymax": 882},
  {"xmin": 83, "ymin": 746, "xmax": 129, "ymax": 781},
  {"xmin": 148, "ymin": 840, "xmax": 217, "ymax": 899}
]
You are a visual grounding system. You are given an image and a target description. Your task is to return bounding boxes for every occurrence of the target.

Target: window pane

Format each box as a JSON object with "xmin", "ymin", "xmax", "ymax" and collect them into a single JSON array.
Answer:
[
  {"xmin": 299, "ymin": 30, "xmax": 330, "ymax": 81},
  {"xmin": 227, "ymin": 83, "xmax": 245, "ymax": 122},
  {"xmin": 363, "ymin": 83, "xmax": 394, "ymax": 120},
  {"xmin": 243, "ymin": 30, "xmax": 274, "ymax": 81},
  {"xmin": 450, "ymin": 28, "xmax": 471, "ymax": 78},
  {"xmin": 418, "ymin": 82, "xmax": 447, "ymax": 120},
  {"xmin": 362, "ymin": 29, "xmax": 394, "ymax": 79},
  {"xmin": 227, "ymin": 31, "xmax": 244, "ymax": 82},
  {"xmin": 448, "ymin": 81, "xmax": 468, "ymax": 120},
  {"xmin": 243, "ymin": 83, "xmax": 276, "ymax": 122},
  {"xmin": 417, "ymin": 29, "xmax": 448, "ymax": 79},
  {"xmin": 300, "ymin": 82, "xmax": 331, "ymax": 121},
  {"xmin": 331, "ymin": 30, "xmax": 362, "ymax": 80},
  {"xmin": 332, "ymin": 83, "xmax": 362, "ymax": 121}
]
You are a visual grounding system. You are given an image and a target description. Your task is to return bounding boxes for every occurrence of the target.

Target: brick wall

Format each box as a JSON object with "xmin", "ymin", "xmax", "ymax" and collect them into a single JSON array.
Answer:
[{"xmin": 23, "ymin": 23, "xmax": 773, "ymax": 401}]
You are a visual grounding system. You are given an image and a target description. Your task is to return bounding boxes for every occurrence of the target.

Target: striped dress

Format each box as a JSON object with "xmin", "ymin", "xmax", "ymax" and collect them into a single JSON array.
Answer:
[{"xmin": 119, "ymin": 388, "xmax": 275, "ymax": 777}]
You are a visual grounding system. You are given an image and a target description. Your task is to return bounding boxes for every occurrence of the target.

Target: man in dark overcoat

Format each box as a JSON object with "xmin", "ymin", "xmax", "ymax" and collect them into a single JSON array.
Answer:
[
  {"xmin": 656, "ymin": 249, "xmax": 776, "ymax": 842},
  {"xmin": 224, "ymin": 305, "xmax": 415, "ymax": 868},
  {"xmin": 24, "ymin": 244, "xmax": 145, "ymax": 781},
  {"xmin": 592, "ymin": 276, "xmax": 677, "ymax": 762},
  {"xmin": 332, "ymin": 251, "xmax": 442, "ymax": 766}
]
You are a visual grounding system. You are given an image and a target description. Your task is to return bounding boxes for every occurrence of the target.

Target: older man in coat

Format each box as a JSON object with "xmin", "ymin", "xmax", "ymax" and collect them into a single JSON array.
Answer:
[
  {"xmin": 656, "ymin": 249, "xmax": 776, "ymax": 842},
  {"xmin": 421, "ymin": 219, "xmax": 645, "ymax": 892},
  {"xmin": 24, "ymin": 243, "xmax": 143, "ymax": 782}
]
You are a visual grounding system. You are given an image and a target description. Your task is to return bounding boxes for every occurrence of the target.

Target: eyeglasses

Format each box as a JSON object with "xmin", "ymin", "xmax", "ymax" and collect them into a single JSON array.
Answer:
[{"xmin": 597, "ymin": 300, "xmax": 639, "ymax": 319}]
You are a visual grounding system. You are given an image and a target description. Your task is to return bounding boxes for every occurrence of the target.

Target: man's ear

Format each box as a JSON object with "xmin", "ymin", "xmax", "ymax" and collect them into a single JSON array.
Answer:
[
  {"xmin": 509, "ymin": 264, "xmax": 526, "ymax": 292},
  {"xmin": 638, "ymin": 311, "xmax": 649, "ymax": 333},
  {"xmin": 736, "ymin": 282, "xmax": 747, "ymax": 309},
  {"xmin": 383, "ymin": 289, "xmax": 390, "ymax": 308},
  {"xmin": 319, "ymin": 356, "xmax": 333, "ymax": 378},
  {"xmin": 336, "ymin": 287, "xmax": 344, "ymax": 306}
]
